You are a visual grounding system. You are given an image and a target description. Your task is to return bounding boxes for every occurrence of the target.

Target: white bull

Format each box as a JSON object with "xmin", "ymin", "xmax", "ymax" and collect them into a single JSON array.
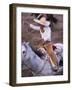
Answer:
[{"xmin": 21, "ymin": 42, "xmax": 63, "ymax": 76}]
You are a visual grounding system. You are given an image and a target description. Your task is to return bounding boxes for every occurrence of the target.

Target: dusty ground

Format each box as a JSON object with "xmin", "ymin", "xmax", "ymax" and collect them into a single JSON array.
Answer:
[{"xmin": 21, "ymin": 13, "xmax": 63, "ymax": 77}]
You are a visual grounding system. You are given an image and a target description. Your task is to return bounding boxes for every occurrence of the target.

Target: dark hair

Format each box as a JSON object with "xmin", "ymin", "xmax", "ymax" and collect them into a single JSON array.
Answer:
[{"xmin": 46, "ymin": 14, "xmax": 58, "ymax": 24}]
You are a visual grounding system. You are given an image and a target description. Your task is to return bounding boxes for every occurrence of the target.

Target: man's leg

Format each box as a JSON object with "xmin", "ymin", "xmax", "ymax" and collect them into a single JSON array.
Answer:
[{"xmin": 43, "ymin": 42, "xmax": 59, "ymax": 70}]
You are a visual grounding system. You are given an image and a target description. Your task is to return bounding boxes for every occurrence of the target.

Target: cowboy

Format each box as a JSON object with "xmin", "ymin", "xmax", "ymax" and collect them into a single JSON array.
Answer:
[{"xmin": 29, "ymin": 15, "xmax": 59, "ymax": 71}]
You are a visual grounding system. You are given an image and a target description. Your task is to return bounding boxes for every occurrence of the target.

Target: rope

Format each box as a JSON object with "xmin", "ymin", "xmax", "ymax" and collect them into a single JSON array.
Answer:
[{"xmin": 23, "ymin": 62, "xmax": 36, "ymax": 75}]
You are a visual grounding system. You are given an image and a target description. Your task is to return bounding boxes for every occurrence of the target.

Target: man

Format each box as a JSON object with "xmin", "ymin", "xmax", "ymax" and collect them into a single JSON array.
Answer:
[{"xmin": 29, "ymin": 15, "xmax": 59, "ymax": 71}]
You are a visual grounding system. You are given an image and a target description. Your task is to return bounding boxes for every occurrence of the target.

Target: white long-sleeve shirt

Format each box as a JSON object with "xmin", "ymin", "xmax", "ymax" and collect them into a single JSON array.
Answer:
[{"xmin": 30, "ymin": 23, "xmax": 51, "ymax": 41}]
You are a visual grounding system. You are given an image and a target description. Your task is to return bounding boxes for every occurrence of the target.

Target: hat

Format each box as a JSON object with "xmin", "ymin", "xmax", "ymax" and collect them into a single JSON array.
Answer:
[{"xmin": 34, "ymin": 15, "xmax": 50, "ymax": 26}]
